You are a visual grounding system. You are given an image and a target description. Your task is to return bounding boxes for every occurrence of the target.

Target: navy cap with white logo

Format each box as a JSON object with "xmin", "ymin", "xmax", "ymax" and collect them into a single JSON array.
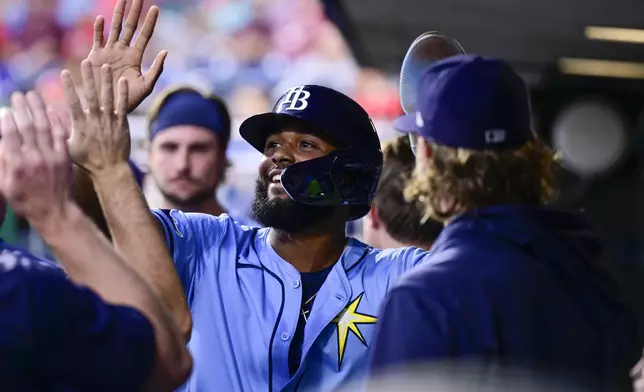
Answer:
[{"xmin": 394, "ymin": 55, "xmax": 534, "ymax": 152}]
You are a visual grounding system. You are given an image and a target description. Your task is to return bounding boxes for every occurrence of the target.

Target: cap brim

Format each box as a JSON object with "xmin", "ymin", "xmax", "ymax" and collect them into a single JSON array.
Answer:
[
  {"xmin": 239, "ymin": 112, "xmax": 328, "ymax": 153},
  {"xmin": 393, "ymin": 113, "xmax": 421, "ymax": 134},
  {"xmin": 239, "ymin": 113, "xmax": 284, "ymax": 152}
]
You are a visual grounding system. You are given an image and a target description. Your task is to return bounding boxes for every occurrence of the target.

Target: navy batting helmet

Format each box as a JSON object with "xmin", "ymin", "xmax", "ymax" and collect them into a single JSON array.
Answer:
[{"xmin": 239, "ymin": 85, "xmax": 383, "ymax": 220}]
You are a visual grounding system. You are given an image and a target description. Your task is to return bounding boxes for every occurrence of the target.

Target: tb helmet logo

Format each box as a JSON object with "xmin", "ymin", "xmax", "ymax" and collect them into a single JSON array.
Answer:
[{"xmin": 281, "ymin": 86, "xmax": 310, "ymax": 111}]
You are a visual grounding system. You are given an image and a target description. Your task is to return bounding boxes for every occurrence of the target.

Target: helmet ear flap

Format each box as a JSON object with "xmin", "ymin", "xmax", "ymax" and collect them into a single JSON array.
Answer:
[{"xmin": 280, "ymin": 151, "xmax": 381, "ymax": 219}]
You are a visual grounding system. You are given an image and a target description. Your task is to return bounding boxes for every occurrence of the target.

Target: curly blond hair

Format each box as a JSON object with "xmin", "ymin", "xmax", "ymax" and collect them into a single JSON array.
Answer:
[
  {"xmin": 374, "ymin": 136, "xmax": 443, "ymax": 245},
  {"xmin": 405, "ymin": 136, "xmax": 560, "ymax": 223}
]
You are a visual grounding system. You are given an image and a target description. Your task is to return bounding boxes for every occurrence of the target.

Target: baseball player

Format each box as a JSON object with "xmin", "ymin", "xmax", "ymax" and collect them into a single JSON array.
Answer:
[
  {"xmin": 0, "ymin": 89, "xmax": 191, "ymax": 391},
  {"xmin": 368, "ymin": 54, "xmax": 638, "ymax": 390},
  {"xmin": 67, "ymin": 2, "xmax": 467, "ymax": 390},
  {"xmin": 362, "ymin": 135, "xmax": 442, "ymax": 251},
  {"xmin": 145, "ymin": 85, "xmax": 254, "ymax": 224},
  {"xmin": 64, "ymin": 56, "xmax": 470, "ymax": 392}
]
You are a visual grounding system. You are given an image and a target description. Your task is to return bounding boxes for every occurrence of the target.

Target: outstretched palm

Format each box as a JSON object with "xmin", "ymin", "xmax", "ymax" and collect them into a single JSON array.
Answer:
[{"xmin": 86, "ymin": 0, "xmax": 167, "ymax": 113}]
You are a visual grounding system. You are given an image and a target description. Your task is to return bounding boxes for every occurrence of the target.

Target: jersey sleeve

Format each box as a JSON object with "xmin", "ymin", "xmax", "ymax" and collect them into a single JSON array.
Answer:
[
  {"xmin": 29, "ymin": 266, "xmax": 156, "ymax": 391},
  {"xmin": 369, "ymin": 285, "xmax": 451, "ymax": 374},
  {"xmin": 151, "ymin": 208, "xmax": 229, "ymax": 304}
]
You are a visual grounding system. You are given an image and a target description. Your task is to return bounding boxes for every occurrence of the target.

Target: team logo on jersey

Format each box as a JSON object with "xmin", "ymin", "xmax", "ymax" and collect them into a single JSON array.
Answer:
[
  {"xmin": 332, "ymin": 292, "xmax": 377, "ymax": 370},
  {"xmin": 280, "ymin": 86, "xmax": 310, "ymax": 111}
]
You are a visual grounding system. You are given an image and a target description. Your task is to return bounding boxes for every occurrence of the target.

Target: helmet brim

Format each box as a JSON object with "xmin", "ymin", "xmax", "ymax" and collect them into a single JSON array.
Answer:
[{"xmin": 240, "ymin": 112, "xmax": 327, "ymax": 154}]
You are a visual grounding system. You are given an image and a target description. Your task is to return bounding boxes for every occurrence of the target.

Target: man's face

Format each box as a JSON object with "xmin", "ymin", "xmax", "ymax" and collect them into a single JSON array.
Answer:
[
  {"xmin": 148, "ymin": 126, "xmax": 226, "ymax": 208},
  {"xmin": 250, "ymin": 128, "xmax": 338, "ymax": 231}
]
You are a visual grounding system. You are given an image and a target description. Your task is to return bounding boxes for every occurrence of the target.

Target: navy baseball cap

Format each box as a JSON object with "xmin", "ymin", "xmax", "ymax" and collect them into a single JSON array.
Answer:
[{"xmin": 394, "ymin": 55, "xmax": 534, "ymax": 152}]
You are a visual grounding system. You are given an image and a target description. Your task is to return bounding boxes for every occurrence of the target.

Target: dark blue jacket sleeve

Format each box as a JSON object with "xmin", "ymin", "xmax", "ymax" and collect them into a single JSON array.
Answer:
[
  {"xmin": 369, "ymin": 285, "xmax": 451, "ymax": 375},
  {"xmin": 30, "ymin": 268, "xmax": 156, "ymax": 391}
]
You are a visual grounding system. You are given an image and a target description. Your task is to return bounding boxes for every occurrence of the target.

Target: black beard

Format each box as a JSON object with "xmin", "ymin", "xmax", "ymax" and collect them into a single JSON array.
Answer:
[
  {"xmin": 160, "ymin": 187, "xmax": 214, "ymax": 211},
  {"xmin": 250, "ymin": 178, "xmax": 335, "ymax": 232}
]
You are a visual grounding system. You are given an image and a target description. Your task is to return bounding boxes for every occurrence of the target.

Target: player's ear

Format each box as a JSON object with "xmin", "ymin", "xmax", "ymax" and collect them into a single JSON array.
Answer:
[
  {"xmin": 367, "ymin": 205, "xmax": 381, "ymax": 229},
  {"xmin": 417, "ymin": 136, "xmax": 432, "ymax": 159}
]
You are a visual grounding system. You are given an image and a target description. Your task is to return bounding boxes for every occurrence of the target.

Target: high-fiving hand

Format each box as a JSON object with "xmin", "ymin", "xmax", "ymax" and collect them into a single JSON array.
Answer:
[
  {"xmin": 0, "ymin": 92, "xmax": 72, "ymax": 231},
  {"xmin": 632, "ymin": 352, "xmax": 644, "ymax": 391},
  {"xmin": 63, "ymin": 61, "xmax": 131, "ymax": 176},
  {"xmin": 86, "ymin": 0, "xmax": 167, "ymax": 113}
]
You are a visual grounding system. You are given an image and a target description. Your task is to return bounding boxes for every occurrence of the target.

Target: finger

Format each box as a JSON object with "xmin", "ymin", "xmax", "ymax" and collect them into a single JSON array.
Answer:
[
  {"xmin": 101, "ymin": 65, "xmax": 115, "ymax": 116},
  {"xmin": 92, "ymin": 15, "xmax": 105, "ymax": 49},
  {"xmin": 60, "ymin": 70, "xmax": 84, "ymax": 123},
  {"xmin": 0, "ymin": 109, "xmax": 22, "ymax": 157},
  {"xmin": 10, "ymin": 92, "xmax": 36, "ymax": 150},
  {"xmin": 133, "ymin": 5, "xmax": 159, "ymax": 52},
  {"xmin": 25, "ymin": 91, "xmax": 53, "ymax": 153},
  {"xmin": 47, "ymin": 107, "xmax": 69, "ymax": 157},
  {"xmin": 107, "ymin": 0, "xmax": 126, "ymax": 45},
  {"xmin": 116, "ymin": 77, "xmax": 129, "ymax": 120},
  {"xmin": 635, "ymin": 378, "xmax": 644, "ymax": 391},
  {"xmin": 144, "ymin": 50, "xmax": 167, "ymax": 93},
  {"xmin": 81, "ymin": 60, "xmax": 101, "ymax": 117},
  {"xmin": 120, "ymin": 0, "xmax": 144, "ymax": 46}
]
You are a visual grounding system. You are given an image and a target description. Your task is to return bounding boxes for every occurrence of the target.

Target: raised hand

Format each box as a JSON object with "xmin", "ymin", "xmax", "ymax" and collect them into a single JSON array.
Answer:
[
  {"xmin": 63, "ymin": 61, "xmax": 131, "ymax": 176},
  {"xmin": 0, "ymin": 92, "xmax": 72, "ymax": 230},
  {"xmin": 87, "ymin": 0, "xmax": 167, "ymax": 113},
  {"xmin": 632, "ymin": 352, "xmax": 644, "ymax": 391}
]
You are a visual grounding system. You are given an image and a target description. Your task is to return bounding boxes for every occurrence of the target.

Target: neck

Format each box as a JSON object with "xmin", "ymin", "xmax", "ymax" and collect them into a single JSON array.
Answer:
[
  {"xmin": 161, "ymin": 197, "xmax": 226, "ymax": 216},
  {"xmin": 269, "ymin": 222, "xmax": 347, "ymax": 273}
]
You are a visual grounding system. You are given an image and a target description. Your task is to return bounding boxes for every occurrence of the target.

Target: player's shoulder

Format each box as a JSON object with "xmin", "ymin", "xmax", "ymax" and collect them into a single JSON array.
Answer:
[
  {"xmin": 0, "ymin": 244, "xmax": 64, "ymax": 315},
  {"xmin": 0, "ymin": 243, "xmax": 62, "ymax": 277},
  {"xmin": 371, "ymin": 244, "xmax": 431, "ymax": 264},
  {"xmin": 152, "ymin": 208, "xmax": 259, "ymax": 240},
  {"xmin": 392, "ymin": 237, "xmax": 498, "ymax": 296},
  {"xmin": 341, "ymin": 238, "xmax": 431, "ymax": 277}
]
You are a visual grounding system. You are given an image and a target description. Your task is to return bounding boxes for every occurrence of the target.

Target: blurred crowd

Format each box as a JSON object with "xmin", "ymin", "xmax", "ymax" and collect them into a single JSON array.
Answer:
[
  {"xmin": 0, "ymin": 0, "xmax": 403, "ymax": 252},
  {"xmin": 0, "ymin": 0, "xmax": 402, "ymax": 120}
]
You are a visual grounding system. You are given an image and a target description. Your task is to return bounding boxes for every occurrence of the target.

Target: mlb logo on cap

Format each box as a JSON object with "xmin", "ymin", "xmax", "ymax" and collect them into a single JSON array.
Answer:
[{"xmin": 394, "ymin": 55, "xmax": 534, "ymax": 152}]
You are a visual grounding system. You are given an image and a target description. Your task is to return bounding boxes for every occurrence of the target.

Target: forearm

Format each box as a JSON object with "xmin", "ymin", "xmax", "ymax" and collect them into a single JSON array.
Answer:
[
  {"xmin": 37, "ymin": 202, "xmax": 192, "ymax": 391},
  {"xmin": 72, "ymin": 165, "xmax": 111, "ymax": 239},
  {"xmin": 41, "ymin": 202, "xmax": 152, "ymax": 307},
  {"xmin": 91, "ymin": 162, "xmax": 192, "ymax": 339}
]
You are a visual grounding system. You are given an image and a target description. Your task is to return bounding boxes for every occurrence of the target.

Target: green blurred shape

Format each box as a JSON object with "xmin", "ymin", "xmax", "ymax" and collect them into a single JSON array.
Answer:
[{"xmin": 0, "ymin": 205, "xmax": 19, "ymax": 244}]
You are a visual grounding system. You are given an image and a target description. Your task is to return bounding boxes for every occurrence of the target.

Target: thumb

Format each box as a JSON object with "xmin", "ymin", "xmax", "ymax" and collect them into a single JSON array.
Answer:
[{"xmin": 144, "ymin": 50, "xmax": 167, "ymax": 93}]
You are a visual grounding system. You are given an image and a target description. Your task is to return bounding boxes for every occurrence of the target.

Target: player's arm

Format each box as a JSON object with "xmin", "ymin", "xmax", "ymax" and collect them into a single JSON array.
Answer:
[
  {"xmin": 73, "ymin": 165, "xmax": 111, "ymax": 238},
  {"xmin": 0, "ymin": 90, "xmax": 191, "ymax": 391},
  {"xmin": 36, "ymin": 203, "xmax": 192, "ymax": 391},
  {"xmin": 72, "ymin": 160, "xmax": 143, "ymax": 240},
  {"xmin": 369, "ymin": 285, "xmax": 451, "ymax": 374},
  {"xmin": 62, "ymin": 62, "xmax": 193, "ymax": 342},
  {"xmin": 67, "ymin": 2, "xmax": 193, "ymax": 340}
]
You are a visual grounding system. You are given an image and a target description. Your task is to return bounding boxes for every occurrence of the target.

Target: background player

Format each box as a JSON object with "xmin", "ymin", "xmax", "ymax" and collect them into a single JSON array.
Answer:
[
  {"xmin": 145, "ymin": 86, "xmax": 233, "ymax": 216},
  {"xmin": 362, "ymin": 135, "xmax": 442, "ymax": 251},
  {"xmin": 369, "ymin": 54, "xmax": 638, "ymax": 390},
  {"xmin": 0, "ymin": 87, "xmax": 191, "ymax": 390}
]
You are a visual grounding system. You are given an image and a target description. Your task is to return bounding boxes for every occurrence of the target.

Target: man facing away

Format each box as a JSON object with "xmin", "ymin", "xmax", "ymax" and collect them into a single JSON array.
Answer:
[
  {"xmin": 0, "ymin": 86, "xmax": 191, "ymax": 390},
  {"xmin": 362, "ymin": 135, "xmax": 442, "ymax": 251},
  {"xmin": 369, "ymin": 54, "xmax": 639, "ymax": 390}
]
